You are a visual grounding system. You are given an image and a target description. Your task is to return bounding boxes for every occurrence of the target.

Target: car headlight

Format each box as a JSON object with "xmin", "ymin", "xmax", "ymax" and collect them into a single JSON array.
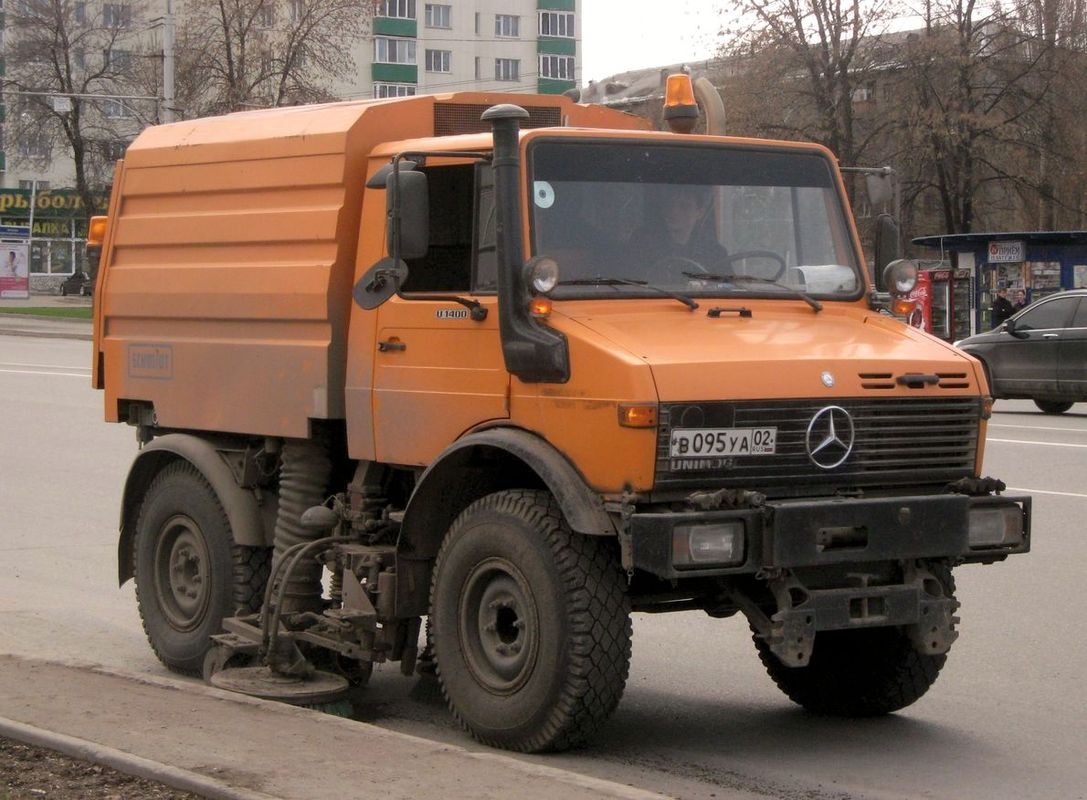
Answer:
[{"xmin": 883, "ymin": 259, "xmax": 918, "ymax": 294}]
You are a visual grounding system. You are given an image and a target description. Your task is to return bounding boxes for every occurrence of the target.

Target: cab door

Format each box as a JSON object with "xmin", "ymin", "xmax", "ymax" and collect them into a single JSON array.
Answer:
[{"xmin": 372, "ymin": 163, "xmax": 508, "ymax": 466}]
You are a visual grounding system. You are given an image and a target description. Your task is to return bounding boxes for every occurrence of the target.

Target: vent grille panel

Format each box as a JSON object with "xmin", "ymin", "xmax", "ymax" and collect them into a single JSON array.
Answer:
[
  {"xmin": 656, "ymin": 397, "xmax": 980, "ymax": 491},
  {"xmin": 433, "ymin": 103, "xmax": 562, "ymax": 137}
]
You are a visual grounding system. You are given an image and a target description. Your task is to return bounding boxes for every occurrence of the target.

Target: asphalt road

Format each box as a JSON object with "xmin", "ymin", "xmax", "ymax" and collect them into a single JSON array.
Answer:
[{"xmin": 1, "ymin": 336, "xmax": 1084, "ymax": 800}]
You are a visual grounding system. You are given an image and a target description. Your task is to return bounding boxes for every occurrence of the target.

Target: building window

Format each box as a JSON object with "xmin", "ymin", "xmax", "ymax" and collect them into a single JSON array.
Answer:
[
  {"xmin": 424, "ymin": 3, "xmax": 449, "ymax": 28},
  {"xmin": 256, "ymin": 3, "xmax": 274, "ymax": 27},
  {"xmin": 425, "ymin": 49, "xmax": 450, "ymax": 72},
  {"xmin": 73, "ymin": 48, "xmax": 86, "ymax": 69},
  {"xmin": 474, "ymin": 56, "xmax": 481, "ymax": 79},
  {"xmin": 494, "ymin": 14, "xmax": 518, "ymax": 38},
  {"xmin": 494, "ymin": 57, "xmax": 519, "ymax": 81},
  {"xmin": 374, "ymin": 83, "xmax": 417, "ymax": 98},
  {"xmin": 102, "ymin": 3, "xmax": 131, "ymax": 28},
  {"xmin": 538, "ymin": 11, "xmax": 574, "ymax": 38},
  {"xmin": 102, "ymin": 140, "xmax": 128, "ymax": 161},
  {"xmin": 102, "ymin": 98, "xmax": 133, "ymax": 118},
  {"xmin": 289, "ymin": 0, "xmax": 304, "ymax": 23},
  {"xmin": 18, "ymin": 180, "xmax": 50, "ymax": 190},
  {"xmin": 18, "ymin": 134, "xmax": 50, "ymax": 158},
  {"xmin": 377, "ymin": 0, "xmax": 415, "ymax": 19},
  {"xmin": 374, "ymin": 36, "xmax": 416, "ymax": 64},
  {"xmin": 104, "ymin": 48, "xmax": 132, "ymax": 71},
  {"xmin": 474, "ymin": 12, "xmax": 479, "ymax": 34},
  {"xmin": 73, "ymin": 1, "xmax": 86, "ymax": 24},
  {"xmin": 539, "ymin": 54, "xmax": 575, "ymax": 80}
]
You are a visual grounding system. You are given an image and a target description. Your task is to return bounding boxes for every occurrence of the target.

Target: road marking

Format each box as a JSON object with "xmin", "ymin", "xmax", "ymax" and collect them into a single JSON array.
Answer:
[
  {"xmin": 990, "ymin": 423, "xmax": 1087, "ymax": 433},
  {"xmin": 987, "ymin": 437, "xmax": 1087, "ymax": 448},
  {"xmin": 0, "ymin": 368, "xmax": 89, "ymax": 378},
  {"xmin": 0, "ymin": 362, "xmax": 89, "ymax": 370},
  {"xmin": 1008, "ymin": 487, "xmax": 1087, "ymax": 499}
]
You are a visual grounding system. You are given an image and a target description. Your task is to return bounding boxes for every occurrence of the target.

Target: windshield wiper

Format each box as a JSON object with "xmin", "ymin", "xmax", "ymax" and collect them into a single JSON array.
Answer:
[
  {"xmin": 558, "ymin": 276, "xmax": 699, "ymax": 311},
  {"xmin": 682, "ymin": 272, "xmax": 823, "ymax": 312}
]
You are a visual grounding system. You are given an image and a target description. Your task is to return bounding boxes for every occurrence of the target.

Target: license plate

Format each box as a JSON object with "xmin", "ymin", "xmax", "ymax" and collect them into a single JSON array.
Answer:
[{"xmin": 670, "ymin": 427, "xmax": 777, "ymax": 457}]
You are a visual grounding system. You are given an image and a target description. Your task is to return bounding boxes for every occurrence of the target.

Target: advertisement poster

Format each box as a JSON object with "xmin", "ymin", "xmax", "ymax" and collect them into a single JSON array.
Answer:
[{"xmin": 0, "ymin": 241, "xmax": 30, "ymax": 299}]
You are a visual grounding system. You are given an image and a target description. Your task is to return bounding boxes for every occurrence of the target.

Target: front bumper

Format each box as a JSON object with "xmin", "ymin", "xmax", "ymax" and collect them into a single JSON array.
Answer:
[{"xmin": 629, "ymin": 492, "xmax": 1031, "ymax": 580}]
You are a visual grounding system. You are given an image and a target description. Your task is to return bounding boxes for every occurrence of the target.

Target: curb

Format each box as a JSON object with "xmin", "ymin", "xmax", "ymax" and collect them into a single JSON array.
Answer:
[
  {"xmin": 1, "ymin": 656, "xmax": 668, "ymax": 800},
  {"xmin": 0, "ymin": 716, "xmax": 278, "ymax": 800},
  {"xmin": 0, "ymin": 326, "xmax": 93, "ymax": 341}
]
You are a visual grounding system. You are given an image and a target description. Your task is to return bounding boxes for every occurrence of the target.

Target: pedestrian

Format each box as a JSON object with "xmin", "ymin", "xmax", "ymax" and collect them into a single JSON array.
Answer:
[
  {"xmin": 1013, "ymin": 289, "xmax": 1028, "ymax": 312},
  {"xmin": 990, "ymin": 287, "xmax": 1015, "ymax": 329}
]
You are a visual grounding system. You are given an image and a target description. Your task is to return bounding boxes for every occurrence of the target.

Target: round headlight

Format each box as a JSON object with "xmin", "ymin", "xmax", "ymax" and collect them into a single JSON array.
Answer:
[
  {"xmin": 526, "ymin": 256, "xmax": 560, "ymax": 295},
  {"xmin": 883, "ymin": 259, "xmax": 918, "ymax": 295}
]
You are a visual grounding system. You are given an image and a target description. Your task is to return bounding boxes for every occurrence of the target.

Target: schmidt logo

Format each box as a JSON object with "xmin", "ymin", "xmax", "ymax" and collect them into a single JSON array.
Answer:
[
  {"xmin": 128, "ymin": 344, "xmax": 173, "ymax": 380},
  {"xmin": 805, "ymin": 406, "xmax": 854, "ymax": 469}
]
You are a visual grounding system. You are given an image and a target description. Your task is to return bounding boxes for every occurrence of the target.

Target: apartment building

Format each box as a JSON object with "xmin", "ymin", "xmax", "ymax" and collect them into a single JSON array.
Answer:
[
  {"xmin": 357, "ymin": 0, "xmax": 580, "ymax": 100},
  {"xmin": 0, "ymin": 0, "xmax": 580, "ymax": 286}
]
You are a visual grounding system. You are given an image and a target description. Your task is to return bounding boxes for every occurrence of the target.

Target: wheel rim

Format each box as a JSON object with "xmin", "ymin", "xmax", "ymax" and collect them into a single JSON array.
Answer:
[
  {"xmin": 458, "ymin": 557, "xmax": 539, "ymax": 694},
  {"xmin": 153, "ymin": 514, "xmax": 212, "ymax": 631}
]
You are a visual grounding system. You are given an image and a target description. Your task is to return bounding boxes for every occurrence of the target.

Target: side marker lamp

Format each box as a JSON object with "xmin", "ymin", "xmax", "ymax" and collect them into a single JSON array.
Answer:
[
  {"xmin": 892, "ymin": 297, "xmax": 916, "ymax": 317},
  {"xmin": 529, "ymin": 297, "xmax": 552, "ymax": 318},
  {"xmin": 87, "ymin": 215, "xmax": 108, "ymax": 248},
  {"xmin": 618, "ymin": 403, "xmax": 657, "ymax": 428}
]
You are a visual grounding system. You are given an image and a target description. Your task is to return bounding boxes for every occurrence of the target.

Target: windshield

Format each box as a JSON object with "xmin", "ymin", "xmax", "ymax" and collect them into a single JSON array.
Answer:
[{"xmin": 527, "ymin": 140, "xmax": 863, "ymax": 300}]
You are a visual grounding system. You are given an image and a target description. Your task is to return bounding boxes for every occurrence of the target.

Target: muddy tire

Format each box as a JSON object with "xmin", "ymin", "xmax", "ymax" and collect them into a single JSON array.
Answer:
[
  {"xmin": 754, "ymin": 571, "xmax": 956, "ymax": 717},
  {"xmin": 1034, "ymin": 399, "xmax": 1073, "ymax": 414},
  {"xmin": 134, "ymin": 462, "xmax": 270, "ymax": 676},
  {"xmin": 430, "ymin": 490, "xmax": 631, "ymax": 752}
]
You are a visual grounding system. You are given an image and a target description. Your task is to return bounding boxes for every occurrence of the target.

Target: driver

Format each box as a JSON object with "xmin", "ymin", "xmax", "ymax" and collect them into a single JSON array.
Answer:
[{"xmin": 626, "ymin": 185, "xmax": 728, "ymax": 280}]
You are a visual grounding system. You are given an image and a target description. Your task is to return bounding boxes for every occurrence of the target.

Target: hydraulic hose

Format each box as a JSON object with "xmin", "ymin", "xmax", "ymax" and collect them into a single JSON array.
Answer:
[{"xmin": 271, "ymin": 437, "xmax": 332, "ymax": 614}]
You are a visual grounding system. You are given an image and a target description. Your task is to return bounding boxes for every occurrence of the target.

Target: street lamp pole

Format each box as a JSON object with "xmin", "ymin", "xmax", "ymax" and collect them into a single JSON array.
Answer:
[{"xmin": 161, "ymin": 0, "xmax": 176, "ymax": 123}]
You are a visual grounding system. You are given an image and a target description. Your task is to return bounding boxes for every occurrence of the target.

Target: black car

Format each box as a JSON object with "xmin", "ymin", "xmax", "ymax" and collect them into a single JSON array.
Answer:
[
  {"xmin": 59, "ymin": 271, "xmax": 93, "ymax": 297},
  {"xmin": 956, "ymin": 289, "xmax": 1087, "ymax": 414}
]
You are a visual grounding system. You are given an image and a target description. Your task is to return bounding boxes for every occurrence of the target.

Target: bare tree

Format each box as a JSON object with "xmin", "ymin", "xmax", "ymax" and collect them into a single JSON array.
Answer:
[
  {"xmin": 176, "ymin": 0, "xmax": 378, "ymax": 116},
  {"xmin": 718, "ymin": 0, "xmax": 898, "ymax": 197},
  {"xmin": 892, "ymin": 0, "xmax": 1053, "ymax": 234},
  {"xmin": 2, "ymin": 0, "xmax": 152, "ymax": 213}
]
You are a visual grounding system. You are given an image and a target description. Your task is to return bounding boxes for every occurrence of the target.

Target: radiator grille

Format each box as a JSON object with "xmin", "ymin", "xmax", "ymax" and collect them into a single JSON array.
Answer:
[
  {"xmin": 433, "ymin": 103, "xmax": 562, "ymax": 137},
  {"xmin": 656, "ymin": 397, "xmax": 980, "ymax": 492}
]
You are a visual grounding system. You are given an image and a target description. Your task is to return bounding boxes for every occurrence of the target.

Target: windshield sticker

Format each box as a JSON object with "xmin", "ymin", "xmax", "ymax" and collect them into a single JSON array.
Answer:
[{"xmin": 533, "ymin": 181, "xmax": 555, "ymax": 209}]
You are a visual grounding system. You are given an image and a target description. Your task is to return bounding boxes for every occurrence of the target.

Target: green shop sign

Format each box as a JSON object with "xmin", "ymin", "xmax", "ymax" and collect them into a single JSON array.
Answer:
[{"xmin": 0, "ymin": 188, "xmax": 108, "ymax": 219}]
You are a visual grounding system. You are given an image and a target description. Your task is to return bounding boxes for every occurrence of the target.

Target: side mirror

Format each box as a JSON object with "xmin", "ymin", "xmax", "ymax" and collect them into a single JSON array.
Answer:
[
  {"xmin": 1004, "ymin": 317, "xmax": 1028, "ymax": 338},
  {"xmin": 873, "ymin": 214, "xmax": 901, "ymax": 290},
  {"xmin": 387, "ymin": 170, "xmax": 429, "ymax": 261},
  {"xmin": 353, "ymin": 257, "xmax": 408, "ymax": 310}
]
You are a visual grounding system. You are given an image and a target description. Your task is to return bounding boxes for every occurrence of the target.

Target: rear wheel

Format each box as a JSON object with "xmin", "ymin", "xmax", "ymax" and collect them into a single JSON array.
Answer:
[
  {"xmin": 1034, "ymin": 399, "xmax": 1073, "ymax": 414},
  {"xmin": 754, "ymin": 571, "xmax": 956, "ymax": 717},
  {"xmin": 134, "ymin": 462, "xmax": 270, "ymax": 675},
  {"xmin": 430, "ymin": 490, "xmax": 631, "ymax": 752}
]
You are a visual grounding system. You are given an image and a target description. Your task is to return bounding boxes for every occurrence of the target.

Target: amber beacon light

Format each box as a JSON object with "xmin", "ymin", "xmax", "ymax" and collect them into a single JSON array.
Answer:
[{"xmin": 663, "ymin": 74, "xmax": 699, "ymax": 134}]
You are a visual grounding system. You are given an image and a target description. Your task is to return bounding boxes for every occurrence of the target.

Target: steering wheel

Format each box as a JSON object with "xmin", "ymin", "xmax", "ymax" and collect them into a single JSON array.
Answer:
[{"xmin": 723, "ymin": 250, "xmax": 787, "ymax": 280}]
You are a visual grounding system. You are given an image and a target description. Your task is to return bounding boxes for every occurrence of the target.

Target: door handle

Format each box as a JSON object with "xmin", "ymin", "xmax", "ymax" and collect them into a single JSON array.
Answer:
[
  {"xmin": 1042, "ymin": 333, "xmax": 1059, "ymax": 339},
  {"xmin": 378, "ymin": 340, "xmax": 406, "ymax": 352}
]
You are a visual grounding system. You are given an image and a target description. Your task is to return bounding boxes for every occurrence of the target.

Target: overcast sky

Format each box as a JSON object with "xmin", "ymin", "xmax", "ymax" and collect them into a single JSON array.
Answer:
[{"xmin": 581, "ymin": 1, "xmax": 724, "ymax": 82}]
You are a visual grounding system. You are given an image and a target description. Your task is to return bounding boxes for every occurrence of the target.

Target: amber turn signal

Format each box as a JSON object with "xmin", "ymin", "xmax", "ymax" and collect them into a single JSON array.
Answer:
[
  {"xmin": 892, "ymin": 298, "xmax": 916, "ymax": 317},
  {"xmin": 529, "ymin": 297, "xmax": 552, "ymax": 318},
  {"xmin": 618, "ymin": 403, "xmax": 658, "ymax": 428},
  {"xmin": 87, "ymin": 215, "xmax": 108, "ymax": 247}
]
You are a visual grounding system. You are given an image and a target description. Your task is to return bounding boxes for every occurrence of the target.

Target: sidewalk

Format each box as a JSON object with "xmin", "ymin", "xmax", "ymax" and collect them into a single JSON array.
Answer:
[
  {"xmin": 0, "ymin": 655, "xmax": 665, "ymax": 800},
  {"xmin": 0, "ymin": 295, "xmax": 93, "ymax": 341}
]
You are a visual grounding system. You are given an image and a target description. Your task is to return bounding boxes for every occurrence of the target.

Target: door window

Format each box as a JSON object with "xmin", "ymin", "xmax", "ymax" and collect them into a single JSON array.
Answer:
[
  {"xmin": 1070, "ymin": 298, "xmax": 1087, "ymax": 329},
  {"xmin": 1015, "ymin": 296, "xmax": 1077, "ymax": 331}
]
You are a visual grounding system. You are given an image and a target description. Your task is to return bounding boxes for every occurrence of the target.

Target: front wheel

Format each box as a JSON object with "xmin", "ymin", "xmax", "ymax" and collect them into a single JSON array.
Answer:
[
  {"xmin": 134, "ymin": 462, "xmax": 270, "ymax": 675},
  {"xmin": 430, "ymin": 490, "xmax": 632, "ymax": 752},
  {"xmin": 1034, "ymin": 399, "xmax": 1073, "ymax": 414}
]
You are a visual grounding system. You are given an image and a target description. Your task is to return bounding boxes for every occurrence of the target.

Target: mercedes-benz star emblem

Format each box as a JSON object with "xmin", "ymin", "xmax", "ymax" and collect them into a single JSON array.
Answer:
[
  {"xmin": 821, "ymin": 371, "xmax": 835, "ymax": 388},
  {"xmin": 805, "ymin": 406, "xmax": 855, "ymax": 469}
]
